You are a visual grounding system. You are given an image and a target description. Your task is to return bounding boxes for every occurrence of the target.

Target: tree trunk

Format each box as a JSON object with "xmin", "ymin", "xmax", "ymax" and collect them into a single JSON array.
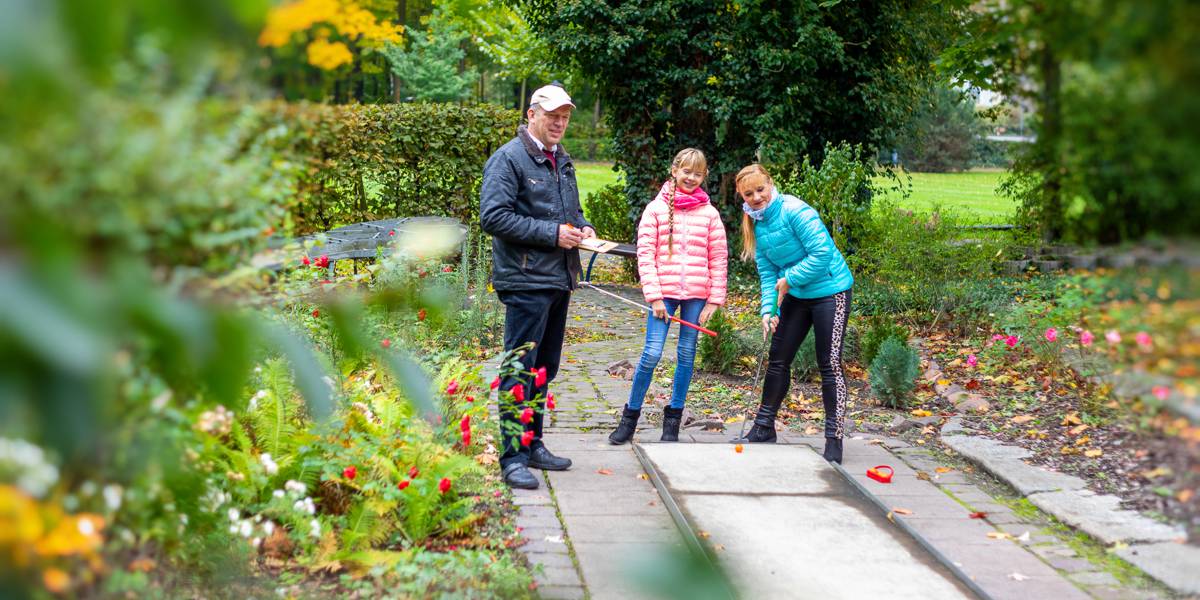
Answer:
[
  {"xmin": 1039, "ymin": 41, "xmax": 1063, "ymax": 243},
  {"xmin": 519, "ymin": 78, "xmax": 527, "ymax": 114}
]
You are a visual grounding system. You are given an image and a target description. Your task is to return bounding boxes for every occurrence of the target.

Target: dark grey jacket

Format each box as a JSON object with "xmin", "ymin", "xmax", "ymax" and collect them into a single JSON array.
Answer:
[{"xmin": 480, "ymin": 125, "xmax": 592, "ymax": 292}]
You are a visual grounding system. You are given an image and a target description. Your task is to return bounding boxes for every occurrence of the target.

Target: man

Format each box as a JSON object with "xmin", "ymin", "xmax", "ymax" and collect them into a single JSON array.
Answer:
[{"xmin": 480, "ymin": 84, "xmax": 595, "ymax": 489}]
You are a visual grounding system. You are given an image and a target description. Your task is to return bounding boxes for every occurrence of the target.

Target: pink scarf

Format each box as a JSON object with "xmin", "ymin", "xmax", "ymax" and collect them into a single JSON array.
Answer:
[{"xmin": 657, "ymin": 180, "xmax": 710, "ymax": 210}]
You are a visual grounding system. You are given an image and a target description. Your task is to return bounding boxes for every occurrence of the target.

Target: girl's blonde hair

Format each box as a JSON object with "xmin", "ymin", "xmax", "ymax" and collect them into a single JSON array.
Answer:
[
  {"xmin": 665, "ymin": 148, "xmax": 708, "ymax": 258},
  {"xmin": 736, "ymin": 164, "xmax": 774, "ymax": 261}
]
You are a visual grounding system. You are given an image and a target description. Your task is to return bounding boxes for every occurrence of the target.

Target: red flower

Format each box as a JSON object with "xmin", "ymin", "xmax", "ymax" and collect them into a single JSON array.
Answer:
[
  {"xmin": 490, "ymin": 377, "xmax": 500, "ymax": 390},
  {"xmin": 520, "ymin": 408, "xmax": 534, "ymax": 424},
  {"xmin": 343, "ymin": 466, "xmax": 357, "ymax": 480},
  {"xmin": 397, "ymin": 479, "xmax": 410, "ymax": 490},
  {"xmin": 465, "ymin": 395, "xmax": 475, "ymax": 403},
  {"xmin": 301, "ymin": 255, "xmax": 311, "ymax": 266},
  {"xmin": 493, "ymin": 490, "xmax": 502, "ymax": 498},
  {"xmin": 446, "ymin": 380, "xmax": 459, "ymax": 395},
  {"xmin": 461, "ymin": 430, "xmax": 471, "ymax": 446},
  {"xmin": 381, "ymin": 339, "xmax": 391, "ymax": 348},
  {"xmin": 512, "ymin": 384, "xmax": 525, "ymax": 402},
  {"xmin": 460, "ymin": 415, "xmax": 471, "ymax": 432},
  {"xmin": 546, "ymin": 393, "xmax": 556, "ymax": 411},
  {"xmin": 315, "ymin": 254, "xmax": 330, "ymax": 268},
  {"xmin": 418, "ymin": 269, "xmax": 428, "ymax": 278},
  {"xmin": 417, "ymin": 308, "xmax": 427, "ymax": 321},
  {"xmin": 409, "ymin": 466, "xmax": 419, "ymax": 479},
  {"xmin": 520, "ymin": 431, "xmax": 534, "ymax": 447},
  {"xmin": 438, "ymin": 478, "xmax": 452, "ymax": 494},
  {"xmin": 1004, "ymin": 335, "xmax": 1019, "ymax": 348},
  {"xmin": 311, "ymin": 309, "xmax": 320, "ymax": 318},
  {"xmin": 443, "ymin": 266, "xmax": 453, "ymax": 273},
  {"xmin": 388, "ymin": 229, "xmax": 396, "ymax": 236},
  {"xmin": 534, "ymin": 366, "xmax": 547, "ymax": 387}
]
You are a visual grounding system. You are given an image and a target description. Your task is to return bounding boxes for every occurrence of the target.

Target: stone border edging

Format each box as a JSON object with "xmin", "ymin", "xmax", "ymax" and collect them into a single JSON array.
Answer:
[
  {"xmin": 939, "ymin": 425, "xmax": 1199, "ymax": 595},
  {"xmin": 828, "ymin": 459, "xmax": 994, "ymax": 600},
  {"xmin": 924, "ymin": 353, "xmax": 1200, "ymax": 595}
]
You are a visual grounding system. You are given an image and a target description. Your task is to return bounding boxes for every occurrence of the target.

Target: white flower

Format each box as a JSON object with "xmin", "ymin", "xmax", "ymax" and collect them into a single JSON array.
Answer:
[
  {"xmin": 0, "ymin": 437, "xmax": 60, "ymax": 498},
  {"xmin": 273, "ymin": 489, "xmax": 285, "ymax": 499},
  {"xmin": 305, "ymin": 498, "xmax": 316, "ymax": 515},
  {"xmin": 292, "ymin": 500, "xmax": 304, "ymax": 513},
  {"xmin": 260, "ymin": 453, "xmax": 278, "ymax": 475},
  {"xmin": 252, "ymin": 537, "xmax": 262, "ymax": 548},
  {"xmin": 254, "ymin": 366, "xmax": 263, "ymax": 373},
  {"xmin": 78, "ymin": 518, "xmax": 95, "ymax": 536},
  {"xmin": 239, "ymin": 521, "xmax": 253, "ymax": 538},
  {"xmin": 180, "ymin": 514, "xmax": 189, "ymax": 525},
  {"xmin": 284, "ymin": 480, "xmax": 306, "ymax": 495},
  {"xmin": 228, "ymin": 508, "xmax": 240, "ymax": 522},
  {"xmin": 249, "ymin": 389, "xmax": 267, "ymax": 411},
  {"xmin": 263, "ymin": 521, "xmax": 275, "ymax": 536},
  {"xmin": 103, "ymin": 484, "xmax": 123, "ymax": 511},
  {"xmin": 309, "ymin": 518, "xmax": 321, "ymax": 538},
  {"xmin": 229, "ymin": 524, "xmax": 239, "ymax": 535}
]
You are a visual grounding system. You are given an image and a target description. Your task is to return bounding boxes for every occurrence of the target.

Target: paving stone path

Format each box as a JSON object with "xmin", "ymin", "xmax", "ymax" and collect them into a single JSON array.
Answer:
[{"xmin": 492, "ymin": 273, "xmax": 1175, "ymax": 600}]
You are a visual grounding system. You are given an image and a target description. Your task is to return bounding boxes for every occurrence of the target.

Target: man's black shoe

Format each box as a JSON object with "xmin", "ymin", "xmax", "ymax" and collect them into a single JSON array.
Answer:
[
  {"xmin": 529, "ymin": 446, "xmax": 572, "ymax": 471},
  {"xmin": 502, "ymin": 463, "xmax": 539, "ymax": 489}
]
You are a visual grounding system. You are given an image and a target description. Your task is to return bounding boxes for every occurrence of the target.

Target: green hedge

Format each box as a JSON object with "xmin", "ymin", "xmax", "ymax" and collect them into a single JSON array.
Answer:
[{"xmin": 258, "ymin": 101, "xmax": 520, "ymax": 235}]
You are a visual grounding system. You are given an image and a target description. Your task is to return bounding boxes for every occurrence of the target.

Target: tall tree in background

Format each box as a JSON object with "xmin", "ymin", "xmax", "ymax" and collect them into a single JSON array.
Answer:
[
  {"xmin": 383, "ymin": 10, "xmax": 477, "ymax": 101},
  {"xmin": 515, "ymin": 0, "xmax": 963, "ymax": 226},
  {"xmin": 945, "ymin": 0, "xmax": 1200, "ymax": 242}
]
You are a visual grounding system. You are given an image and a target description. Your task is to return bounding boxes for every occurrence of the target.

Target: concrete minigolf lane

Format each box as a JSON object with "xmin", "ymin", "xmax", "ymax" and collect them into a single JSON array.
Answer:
[{"xmin": 638, "ymin": 443, "xmax": 976, "ymax": 599}]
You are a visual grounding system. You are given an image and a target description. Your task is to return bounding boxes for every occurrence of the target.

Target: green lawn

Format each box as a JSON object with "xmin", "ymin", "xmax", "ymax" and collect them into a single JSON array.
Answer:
[
  {"xmin": 574, "ymin": 161, "xmax": 1015, "ymax": 224},
  {"xmin": 873, "ymin": 169, "xmax": 1014, "ymax": 223},
  {"xmin": 576, "ymin": 161, "xmax": 622, "ymax": 202}
]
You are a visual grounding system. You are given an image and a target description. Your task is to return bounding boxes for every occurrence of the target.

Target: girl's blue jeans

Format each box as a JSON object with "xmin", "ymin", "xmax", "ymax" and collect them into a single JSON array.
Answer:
[{"xmin": 627, "ymin": 298, "xmax": 706, "ymax": 410}]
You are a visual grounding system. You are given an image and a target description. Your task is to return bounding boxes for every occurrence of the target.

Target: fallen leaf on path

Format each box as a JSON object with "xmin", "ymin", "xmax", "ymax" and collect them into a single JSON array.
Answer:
[
  {"xmin": 1084, "ymin": 449, "xmax": 1104, "ymax": 458},
  {"xmin": 1009, "ymin": 572, "xmax": 1030, "ymax": 581},
  {"xmin": 916, "ymin": 471, "xmax": 932, "ymax": 481},
  {"xmin": 1011, "ymin": 415, "xmax": 1036, "ymax": 424},
  {"xmin": 987, "ymin": 531, "xmax": 1012, "ymax": 540},
  {"xmin": 1178, "ymin": 489, "xmax": 1194, "ymax": 503},
  {"xmin": 637, "ymin": 473, "xmax": 649, "ymax": 480},
  {"xmin": 597, "ymin": 469, "xmax": 612, "ymax": 476},
  {"xmin": 1015, "ymin": 531, "xmax": 1031, "ymax": 542},
  {"xmin": 892, "ymin": 508, "xmax": 913, "ymax": 515},
  {"xmin": 698, "ymin": 531, "xmax": 711, "ymax": 539},
  {"xmin": 1068, "ymin": 424, "xmax": 1089, "ymax": 436},
  {"xmin": 713, "ymin": 544, "xmax": 725, "ymax": 551},
  {"xmin": 1061, "ymin": 412, "xmax": 1083, "ymax": 426},
  {"xmin": 969, "ymin": 512, "xmax": 987, "ymax": 519},
  {"xmin": 911, "ymin": 409, "xmax": 933, "ymax": 417},
  {"xmin": 935, "ymin": 467, "xmax": 953, "ymax": 474},
  {"xmin": 936, "ymin": 379, "xmax": 951, "ymax": 387},
  {"xmin": 867, "ymin": 439, "xmax": 884, "ymax": 445}
]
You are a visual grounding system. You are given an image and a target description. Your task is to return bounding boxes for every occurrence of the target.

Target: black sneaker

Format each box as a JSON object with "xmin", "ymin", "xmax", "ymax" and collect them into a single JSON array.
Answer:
[{"xmin": 502, "ymin": 463, "xmax": 539, "ymax": 489}]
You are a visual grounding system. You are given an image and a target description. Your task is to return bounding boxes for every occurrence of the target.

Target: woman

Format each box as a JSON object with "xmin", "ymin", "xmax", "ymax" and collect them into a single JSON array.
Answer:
[{"xmin": 732, "ymin": 164, "xmax": 854, "ymax": 463}]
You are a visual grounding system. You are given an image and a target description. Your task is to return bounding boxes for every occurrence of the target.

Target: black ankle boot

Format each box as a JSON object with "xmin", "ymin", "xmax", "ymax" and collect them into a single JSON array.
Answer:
[
  {"xmin": 731, "ymin": 399, "xmax": 780, "ymax": 443},
  {"xmin": 661, "ymin": 406, "xmax": 683, "ymax": 442},
  {"xmin": 609, "ymin": 405, "xmax": 641, "ymax": 445},
  {"xmin": 823, "ymin": 437, "xmax": 843, "ymax": 464}
]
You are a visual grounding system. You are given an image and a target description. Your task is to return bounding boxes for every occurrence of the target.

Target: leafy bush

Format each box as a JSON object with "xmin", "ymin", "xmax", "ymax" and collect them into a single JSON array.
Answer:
[
  {"xmin": 868, "ymin": 337, "xmax": 920, "ymax": 409},
  {"xmin": 860, "ymin": 318, "xmax": 911, "ymax": 368},
  {"xmin": 698, "ymin": 309, "xmax": 756, "ymax": 375},
  {"xmin": 849, "ymin": 200, "xmax": 1003, "ymax": 330},
  {"xmin": 586, "ymin": 183, "xmax": 636, "ymax": 243},
  {"xmin": 891, "ymin": 86, "xmax": 986, "ymax": 173},
  {"xmin": 255, "ymin": 101, "xmax": 518, "ymax": 235},
  {"xmin": 769, "ymin": 142, "xmax": 875, "ymax": 253}
]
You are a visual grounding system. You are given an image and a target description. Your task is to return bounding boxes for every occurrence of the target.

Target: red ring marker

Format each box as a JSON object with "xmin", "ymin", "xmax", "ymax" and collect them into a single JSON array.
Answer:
[{"xmin": 867, "ymin": 465, "xmax": 894, "ymax": 483}]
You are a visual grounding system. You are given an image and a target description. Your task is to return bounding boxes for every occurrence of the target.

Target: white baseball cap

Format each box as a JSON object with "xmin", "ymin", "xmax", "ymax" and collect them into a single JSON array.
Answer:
[{"xmin": 529, "ymin": 85, "xmax": 575, "ymax": 111}]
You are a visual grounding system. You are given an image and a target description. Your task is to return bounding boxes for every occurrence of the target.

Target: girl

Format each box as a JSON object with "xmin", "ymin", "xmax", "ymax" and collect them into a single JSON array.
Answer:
[
  {"xmin": 609, "ymin": 148, "xmax": 728, "ymax": 444},
  {"xmin": 731, "ymin": 164, "xmax": 854, "ymax": 463}
]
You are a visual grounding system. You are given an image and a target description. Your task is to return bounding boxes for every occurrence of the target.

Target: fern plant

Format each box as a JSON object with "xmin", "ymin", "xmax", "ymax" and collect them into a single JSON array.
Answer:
[{"xmin": 868, "ymin": 337, "xmax": 920, "ymax": 409}]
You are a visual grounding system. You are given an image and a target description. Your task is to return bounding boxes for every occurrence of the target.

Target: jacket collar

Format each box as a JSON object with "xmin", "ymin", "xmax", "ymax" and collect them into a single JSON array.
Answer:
[
  {"xmin": 761, "ymin": 192, "xmax": 784, "ymax": 222},
  {"xmin": 518, "ymin": 124, "xmax": 572, "ymax": 169}
]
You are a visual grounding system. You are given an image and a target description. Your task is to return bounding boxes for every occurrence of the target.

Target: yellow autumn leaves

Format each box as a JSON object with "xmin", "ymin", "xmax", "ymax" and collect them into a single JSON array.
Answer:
[
  {"xmin": 1, "ymin": 485, "xmax": 106, "ymax": 594},
  {"xmin": 259, "ymin": 0, "xmax": 403, "ymax": 71}
]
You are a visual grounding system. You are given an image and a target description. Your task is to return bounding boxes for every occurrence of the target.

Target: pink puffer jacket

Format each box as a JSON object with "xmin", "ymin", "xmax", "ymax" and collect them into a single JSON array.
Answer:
[{"xmin": 637, "ymin": 185, "xmax": 728, "ymax": 305}]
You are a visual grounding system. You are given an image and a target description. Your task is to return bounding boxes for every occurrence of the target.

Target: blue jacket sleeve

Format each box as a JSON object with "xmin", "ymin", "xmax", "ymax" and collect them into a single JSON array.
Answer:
[
  {"xmin": 782, "ymin": 206, "xmax": 834, "ymax": 288},
  {"xmin": 479, "ymin": 154, "xmax": 559, "ymax": 247},
  {"xmin": 756, "ymin": 244, "xmax": 780, "ymax": 317}
]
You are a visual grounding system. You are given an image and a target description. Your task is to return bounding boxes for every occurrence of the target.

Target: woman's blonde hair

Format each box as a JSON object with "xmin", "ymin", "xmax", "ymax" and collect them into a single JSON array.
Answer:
[
  {"xmin": 665, "ymin": 148, "xmax": 708, "ymax": 258},
  {"xmin": 736, "ymin": 164, "xmax": 774, "ymax": 261}
]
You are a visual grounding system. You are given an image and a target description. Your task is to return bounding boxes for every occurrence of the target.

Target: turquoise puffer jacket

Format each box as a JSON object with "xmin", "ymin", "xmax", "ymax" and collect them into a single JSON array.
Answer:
[{"xmin": 754, "ymin": 193, "xmax": 854, "ymax": 316}]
